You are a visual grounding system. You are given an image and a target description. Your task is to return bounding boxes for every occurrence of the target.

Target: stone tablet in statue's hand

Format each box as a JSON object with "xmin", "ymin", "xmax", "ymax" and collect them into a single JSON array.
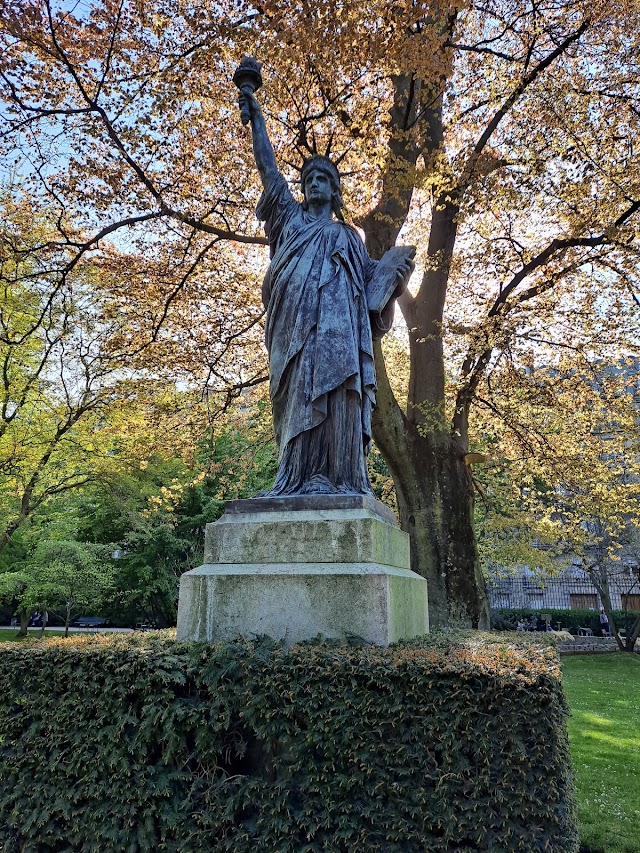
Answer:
[{"xmin": 366, "ymin": 245, "xmax": 416, "ymax": 314}]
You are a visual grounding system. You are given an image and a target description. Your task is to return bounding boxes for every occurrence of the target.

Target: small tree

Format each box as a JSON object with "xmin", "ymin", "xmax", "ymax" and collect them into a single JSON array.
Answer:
[
  {"xmin": 0, "ymin": 570, "xmax": 31, "ymax": 637},
  {"xmin": 19, "ymin": 541, "xmax": 115, "ymax": 636},
  {"xmin": 473, "ymin": 360, "xmax": 640, "ymax": 648},
  {"xmin": 582, "ymin": 525, "xmax": 640, "ymax": 652}
]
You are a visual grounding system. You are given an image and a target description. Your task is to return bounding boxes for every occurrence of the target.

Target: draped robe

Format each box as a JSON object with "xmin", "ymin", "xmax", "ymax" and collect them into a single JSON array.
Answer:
[{"xmin": 257, "ymin": 174, "xmax": 379, "ymax": 496}]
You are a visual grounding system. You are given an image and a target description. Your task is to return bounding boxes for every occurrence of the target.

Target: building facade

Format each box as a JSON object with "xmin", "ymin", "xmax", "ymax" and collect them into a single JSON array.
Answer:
[{"xmin": 488, "ymin": 563, "xmax": 640, "ymax": 611}]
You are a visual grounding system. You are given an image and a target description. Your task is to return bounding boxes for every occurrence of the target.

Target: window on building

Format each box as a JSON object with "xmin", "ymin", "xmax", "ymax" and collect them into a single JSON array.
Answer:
[
  {"xmin": 621, "ymin": 595, "xmax": 640, "ymax": 611},
  {"xmin": 570, "ymin": 594, "xmax": 598, "ymax": 610}
]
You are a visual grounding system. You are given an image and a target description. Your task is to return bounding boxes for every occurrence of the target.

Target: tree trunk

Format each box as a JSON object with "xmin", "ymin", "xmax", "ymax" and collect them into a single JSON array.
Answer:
[
  {"xmin": 587, "ymin": 571, "xmax": 618, "ymax": 646},
  {"xmin": 589, "ymin": 573, "xmax": 639, "ymax": 652},
  {"xmin": 623, "ymin": 616, "xmax": 640, "ymax": 653},
  {"xmin": 396, "ymin": 429, "xmax": 489, "ymax": 628},
  {"xmin": 17, "ymin": 609, "xmax": 29, "ymax": 638},
  {"xmin": 361, "ymin": 58, "xmax": 489, "ymax": 629},
  {"xmin": 371, "ymin": 350, "xmax": 489, "ymax": 629}
]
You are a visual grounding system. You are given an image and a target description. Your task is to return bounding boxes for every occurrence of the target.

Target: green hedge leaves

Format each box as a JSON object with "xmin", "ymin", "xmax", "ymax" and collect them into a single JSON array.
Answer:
[
  {"xmin": 0, "ymin": 632, "xmax": 578, "ymax": 852},
  {"xmin": 492, "ymin": 606, "xmax": 640, "ymax": 633}
]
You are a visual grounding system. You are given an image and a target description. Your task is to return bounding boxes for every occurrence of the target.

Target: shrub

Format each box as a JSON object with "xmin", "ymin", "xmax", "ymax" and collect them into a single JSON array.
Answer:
[
  {"xmin": 491, "ymin": 607, "xmax": 640, "ymax": 634},
  {"xmin": 0, "ymin": 632, "xmax": 578, "ymax": 852}
]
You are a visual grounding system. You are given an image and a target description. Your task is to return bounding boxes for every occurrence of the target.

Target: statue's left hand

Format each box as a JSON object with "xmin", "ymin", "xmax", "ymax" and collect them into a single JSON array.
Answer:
[{"xmin": 393, "ymin": 246, "xmax": 416, "ymax": 295}]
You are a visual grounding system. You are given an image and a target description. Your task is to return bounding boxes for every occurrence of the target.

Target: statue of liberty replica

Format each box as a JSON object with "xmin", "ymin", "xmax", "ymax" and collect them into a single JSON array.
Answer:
[
  {"xmin": 176, "ymin": 59, "xmax": 428, "ymax": 646},
  {"xmin": 235, "ymin": 58, "xmax": 415, "ymax": 497}
]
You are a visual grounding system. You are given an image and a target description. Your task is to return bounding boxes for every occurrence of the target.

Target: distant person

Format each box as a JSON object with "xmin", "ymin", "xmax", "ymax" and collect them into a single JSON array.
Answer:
[{"xmin": 599, "ymin": 607, "xmax": 611, "ymax": 637}]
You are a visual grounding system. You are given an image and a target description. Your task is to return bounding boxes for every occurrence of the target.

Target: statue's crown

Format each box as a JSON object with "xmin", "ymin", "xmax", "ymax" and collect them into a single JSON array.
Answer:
[{"xmin": 300, "ymin": 155, "xmax": 340, "ymax": 189}]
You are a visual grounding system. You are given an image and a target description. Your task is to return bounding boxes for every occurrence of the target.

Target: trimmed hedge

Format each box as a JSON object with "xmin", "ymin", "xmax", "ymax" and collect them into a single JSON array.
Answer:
[
  {"xmin": 0, "ymin": 632, "xmax": 578, "ymax": 852},
  {"xmin": 491, "ymin": 606, "xmax": 640, "ymax": 634}
]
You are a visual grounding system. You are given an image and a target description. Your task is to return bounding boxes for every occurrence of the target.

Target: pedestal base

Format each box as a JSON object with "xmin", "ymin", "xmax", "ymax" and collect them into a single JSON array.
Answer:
[{"xmin": 176, "ymin": 497, "xmax": 428, "ymax": 646}]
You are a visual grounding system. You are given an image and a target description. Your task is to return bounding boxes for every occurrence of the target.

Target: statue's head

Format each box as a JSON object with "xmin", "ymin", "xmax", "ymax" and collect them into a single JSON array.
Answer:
[{"xmin": 301, "ymin": 155, "xmax": 344, "ymax": 220}]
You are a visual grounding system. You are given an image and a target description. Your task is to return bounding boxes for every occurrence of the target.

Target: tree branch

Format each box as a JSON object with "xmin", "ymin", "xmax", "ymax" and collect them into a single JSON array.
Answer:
[
  {"xmin": 458, "ymin": 17, "xmax": 591, "ymax": 190},
  {"xmin": 451, "ymin": 216, "xmax": 638, "ymax": 437},
  {"xmin": 40, "ymin": 4, "xmax": 267, "ymax": 247},
  {"xmin": 445, "ymin": 41, "xmax": 516, "ymax": 62}
]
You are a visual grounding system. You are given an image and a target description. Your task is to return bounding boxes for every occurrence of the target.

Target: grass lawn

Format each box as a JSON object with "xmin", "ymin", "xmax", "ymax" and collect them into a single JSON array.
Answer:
[
  {"xmin": 0, "ymin": 629, "xmax": 63, "ymax": 642},
  {"xmin": 562, "ymin": 654, "xmax": 640, "ymax": 853}
]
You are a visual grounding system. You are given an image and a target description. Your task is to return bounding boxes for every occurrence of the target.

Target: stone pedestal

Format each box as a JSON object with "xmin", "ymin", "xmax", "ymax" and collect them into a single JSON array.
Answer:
[{"xmin": 176, "ymin": 495, "xmax": 428, "ymax": 646}]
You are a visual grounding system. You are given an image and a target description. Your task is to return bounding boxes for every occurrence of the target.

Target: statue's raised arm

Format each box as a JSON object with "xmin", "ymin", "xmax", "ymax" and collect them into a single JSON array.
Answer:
[{"xmin": 233, "ymin": 57, "xmax": 279, "ymax": 192}]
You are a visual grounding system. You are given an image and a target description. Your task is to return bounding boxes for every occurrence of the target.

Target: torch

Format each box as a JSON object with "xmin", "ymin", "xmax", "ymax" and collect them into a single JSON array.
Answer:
[{"xmin": 233, "ymin": 56, "xmax": 263, "ymax": 126}]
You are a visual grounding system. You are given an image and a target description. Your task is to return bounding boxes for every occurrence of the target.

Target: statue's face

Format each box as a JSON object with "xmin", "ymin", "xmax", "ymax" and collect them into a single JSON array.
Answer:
[{"xmin": 304, "ymin": 168, "xmax": 333, "ymax": 207}]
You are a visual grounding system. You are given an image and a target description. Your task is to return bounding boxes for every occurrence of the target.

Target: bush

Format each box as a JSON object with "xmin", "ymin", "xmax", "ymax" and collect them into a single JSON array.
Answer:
[
  {"xmin": 0, "ymin": 632, "xmax": 578, "ymax": 852},
  {"xmin": 491, "ymin": 607, "xmax": 640, "ymax": 634}
]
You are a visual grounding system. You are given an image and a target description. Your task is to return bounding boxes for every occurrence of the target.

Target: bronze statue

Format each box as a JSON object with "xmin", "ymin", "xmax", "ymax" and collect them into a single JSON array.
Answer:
[{"xmin": 235, "ymin": 58, "xmax": 415, "ymax": 497}]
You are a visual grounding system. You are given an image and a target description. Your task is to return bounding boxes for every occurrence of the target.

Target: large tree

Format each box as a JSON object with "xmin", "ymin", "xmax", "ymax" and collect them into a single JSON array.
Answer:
[{"xmin": 2, "ymin": 0, "xmax": 639, "ymax": 625}]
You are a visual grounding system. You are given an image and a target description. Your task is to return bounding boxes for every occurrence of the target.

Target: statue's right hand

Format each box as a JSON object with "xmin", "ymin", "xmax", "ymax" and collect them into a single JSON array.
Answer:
[{"xmin": 238, "ymin": 88, "xmax": 260, "ymax": 125}]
